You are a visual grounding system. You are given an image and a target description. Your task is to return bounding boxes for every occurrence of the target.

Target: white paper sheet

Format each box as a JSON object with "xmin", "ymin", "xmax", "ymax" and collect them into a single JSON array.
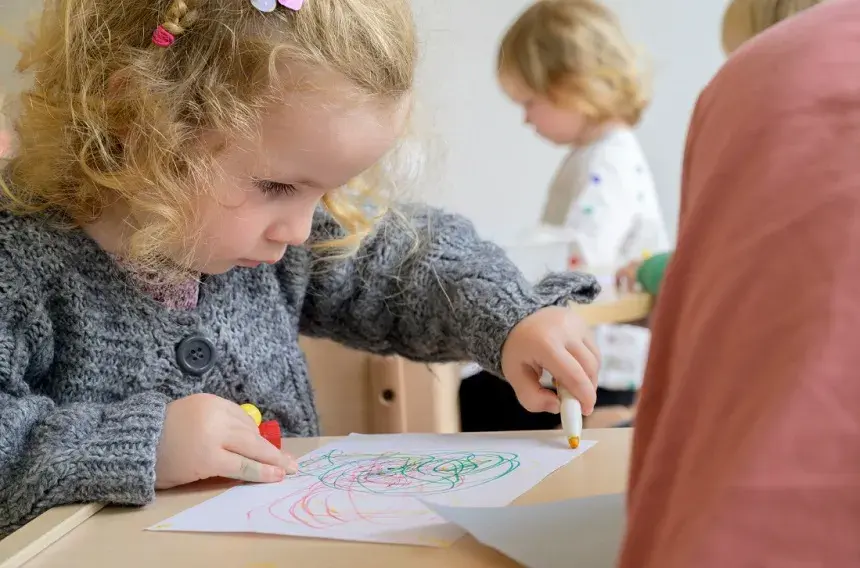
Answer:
[
  {"xmin": 148, "ymin": 433, "xmax": 595, "ymax": 546},
  {"xmin": 424, "ymin": 492, "xmax": 626, "ymax": 568}
]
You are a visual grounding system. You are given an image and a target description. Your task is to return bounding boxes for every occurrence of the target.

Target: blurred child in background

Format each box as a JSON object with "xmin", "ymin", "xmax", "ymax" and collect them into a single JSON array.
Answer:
[
  {"xmin": 500, "ymin": 0, "xmax": 668, "ymax": 272},
  {"xmin": 461, "ymin": 0, "xmax": 657, "ymax": 431}
]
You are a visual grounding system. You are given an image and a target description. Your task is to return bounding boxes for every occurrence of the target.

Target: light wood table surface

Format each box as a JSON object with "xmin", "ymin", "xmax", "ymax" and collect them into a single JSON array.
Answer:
[
  {"xmin": 574, "ymin": 287, "xmax": 652, "ymax": 327},
  {"xmin": 3, "ymin": 428, "xmax": 632, "ymax": 568}
]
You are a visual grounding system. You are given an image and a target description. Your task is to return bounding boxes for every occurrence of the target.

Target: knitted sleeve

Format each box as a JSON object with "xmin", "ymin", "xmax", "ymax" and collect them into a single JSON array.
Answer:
[
  {"xmin": 298, "ymin": 206, "xmax": 601, "ymax": 376},
  {"xmin": 0, "ymin": 249, "xmax": 167, "ymax": 537}
]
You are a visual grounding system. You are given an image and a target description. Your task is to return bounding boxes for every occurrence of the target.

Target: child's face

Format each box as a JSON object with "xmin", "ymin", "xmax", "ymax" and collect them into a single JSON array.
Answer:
[
  {"xmin": 188, "ymin": 78, "xmax": 410, "ymax": 274},
  {"xmin": 500, "ymin": 73, "xmax": 590, "ymax": 146}
]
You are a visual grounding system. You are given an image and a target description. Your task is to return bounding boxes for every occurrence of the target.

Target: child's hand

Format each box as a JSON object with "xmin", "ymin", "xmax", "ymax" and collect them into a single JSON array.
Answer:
[
  {"xmin": 155, "ymin": 393, "xmax": 297, "ymax": 489},
  {"xmin": 501, "ymin": 306, "xmax": 600, "ymax": 415},
  {"xmin": 615, "ymin": 260, "xmax": 643, "ymax": 292}
]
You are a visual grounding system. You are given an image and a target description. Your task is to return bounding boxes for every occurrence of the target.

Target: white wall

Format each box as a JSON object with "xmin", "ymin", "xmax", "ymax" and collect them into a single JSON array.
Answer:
[
  {"xmin": 0, "ymin": 0, "xmax": 34, "ymax": 91},
  {"xmin": 412, "ymin": 0, "xmax": 729, "ymax": 245}
]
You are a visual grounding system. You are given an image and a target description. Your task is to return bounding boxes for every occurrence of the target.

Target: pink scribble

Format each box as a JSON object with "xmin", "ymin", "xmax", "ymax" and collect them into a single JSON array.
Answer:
[{"xmin": 244, "ymin": 450, "xmax": 519, "ymax": 529}]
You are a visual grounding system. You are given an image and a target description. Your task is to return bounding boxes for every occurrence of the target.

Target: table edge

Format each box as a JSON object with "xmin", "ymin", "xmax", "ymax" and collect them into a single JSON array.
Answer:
[
  {"xmin": 0, "ymin": 503, "xmax": 105, "ymax": 568},
  {"xmin": 3, "ymin": 430, "xmax": 630, "ymax": 566}
]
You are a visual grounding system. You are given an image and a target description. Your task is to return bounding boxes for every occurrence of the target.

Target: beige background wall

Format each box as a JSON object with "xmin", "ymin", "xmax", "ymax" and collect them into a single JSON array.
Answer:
[{"xmin": 0, "ymin": 0, "xmax": 35, "ymax": 95}]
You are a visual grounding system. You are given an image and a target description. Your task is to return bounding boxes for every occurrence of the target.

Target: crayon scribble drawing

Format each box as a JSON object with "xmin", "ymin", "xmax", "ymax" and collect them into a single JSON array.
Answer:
[
  {"xmin": 150, "ymin": 433, "xmax": 596, "ymax": 546},
  {"xmin": 247, "ymin": 450, "xmax": 520, "ymax": 529}
]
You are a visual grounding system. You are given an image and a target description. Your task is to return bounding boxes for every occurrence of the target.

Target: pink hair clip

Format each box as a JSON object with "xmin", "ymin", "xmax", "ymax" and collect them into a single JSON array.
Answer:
[
  {"xmin": 251, "ymin": 0, "xmax": 303, "ymax": 13},
  {"xmin": 152, "ymin": 25, "xmax": 176, "ymax": 47}
]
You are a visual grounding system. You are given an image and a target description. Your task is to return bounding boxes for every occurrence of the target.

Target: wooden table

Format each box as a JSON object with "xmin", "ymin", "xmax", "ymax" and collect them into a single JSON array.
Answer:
[
  {"xmin": 2, "ymin": 428, "xmax": 632, "ymax": 568},
  {"xmin": 573, "ymin": 287, "xmax": 652, "ymax": 327}
]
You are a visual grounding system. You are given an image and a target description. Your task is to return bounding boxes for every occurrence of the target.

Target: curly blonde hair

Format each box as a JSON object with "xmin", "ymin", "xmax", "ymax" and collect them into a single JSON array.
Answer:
[
  {"xmin": 722, "ymin": 0, "xmax": 824, "ymax": 54},
  {"xmin": 1, "ymin": 0, "xmax": 416, "ymax": 276},
  {"xmin": 497, "ymin": 0, "xmax": 649, "ymax": 127}
]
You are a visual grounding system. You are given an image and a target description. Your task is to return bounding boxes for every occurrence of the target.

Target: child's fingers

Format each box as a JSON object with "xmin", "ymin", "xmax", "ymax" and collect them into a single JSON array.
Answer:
[
  {"xmin": 507, "ymin": 365, "xmax": 560, "ymax": 414},
  {"xmin": 224, "ymin": 428, "xmax": 298, "ymax": 474},
  {"xmin": 541, "ymin": 347, "xmax": 596, "ymax": 415},
  {"xmin": 218, "ymin": 452, "xmax": 287, "ymax": 483},
  {"xmin": 224, "ymin": 400, "xmax": 263, "ymax": 428},
  {"xmin": 226, "ymin": 412, "xmax": 258, "ymax": 434},
  {"xmin": 567, "ymin": 339, "xmax": 600, "ymax": 386},
  {"xmin": 582, "ymin": 334, "xmax": 602, "ymax": 367},
  {"xmin": 615, "ymin": 265, "xmax": 638, "ymax": 292}
]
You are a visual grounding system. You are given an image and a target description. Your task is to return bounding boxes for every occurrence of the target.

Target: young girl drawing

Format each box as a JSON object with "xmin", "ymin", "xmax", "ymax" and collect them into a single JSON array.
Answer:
[{"xmin": 0, "ymin": 0, "xmax": 601, "ymax": 535}]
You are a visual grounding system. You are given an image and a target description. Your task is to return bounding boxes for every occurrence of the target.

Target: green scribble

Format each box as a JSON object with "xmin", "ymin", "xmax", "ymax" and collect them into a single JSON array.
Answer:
[{"xmin": 296, "ymin": 450, "xmax": 520, "ymax": 496}]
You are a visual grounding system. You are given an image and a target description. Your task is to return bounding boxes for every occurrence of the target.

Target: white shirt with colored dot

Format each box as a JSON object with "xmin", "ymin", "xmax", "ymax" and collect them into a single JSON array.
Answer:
[{"xmin": 541, "ymin": 126, "xmax": 670, "ymax": 268}]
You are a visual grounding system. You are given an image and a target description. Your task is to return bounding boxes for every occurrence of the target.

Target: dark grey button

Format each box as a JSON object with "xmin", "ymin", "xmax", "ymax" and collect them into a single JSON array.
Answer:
[{"xmin": 175, "ymin": 335, "xmax": 217, "ymax": 376}]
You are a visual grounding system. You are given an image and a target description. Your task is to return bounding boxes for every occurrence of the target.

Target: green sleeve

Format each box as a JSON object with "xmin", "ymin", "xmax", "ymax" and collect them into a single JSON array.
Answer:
[{"xmin": 636, "ymin": 252, "xmax": 673, "ymax": 295}]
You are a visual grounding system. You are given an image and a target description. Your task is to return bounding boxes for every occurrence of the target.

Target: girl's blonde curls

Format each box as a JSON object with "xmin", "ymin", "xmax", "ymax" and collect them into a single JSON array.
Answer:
[{"xmin": 1, "ymin": 0, "xmax": 416, "ymax": 277}]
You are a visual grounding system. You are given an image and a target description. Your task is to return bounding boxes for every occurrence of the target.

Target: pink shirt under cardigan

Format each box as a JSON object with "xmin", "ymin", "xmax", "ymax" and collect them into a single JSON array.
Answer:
[{"xmin": 619, "ymin": 1, "xmax": 860, "ymax": 566}]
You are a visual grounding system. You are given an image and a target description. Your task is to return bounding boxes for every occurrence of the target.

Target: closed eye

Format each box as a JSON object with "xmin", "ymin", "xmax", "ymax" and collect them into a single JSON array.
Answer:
[{"xmin": 253, "ymin": 179, "xmax": 299, "ymax": 197}]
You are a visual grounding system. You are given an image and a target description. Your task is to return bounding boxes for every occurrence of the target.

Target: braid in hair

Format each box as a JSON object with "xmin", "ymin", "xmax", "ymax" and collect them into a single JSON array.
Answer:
[
  {"xmin": 162, "ymin": 0, "xmax": 201, "ymax": 38},
  {"xmin": 152, "ymin": 0, "xmax": 200, "ymax": 46}
]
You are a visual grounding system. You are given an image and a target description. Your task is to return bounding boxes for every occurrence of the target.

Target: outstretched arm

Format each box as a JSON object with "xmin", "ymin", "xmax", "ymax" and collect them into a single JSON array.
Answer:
[{"xmin": 299, "ymin": 205, "xmax": 600, "ymax": 376}]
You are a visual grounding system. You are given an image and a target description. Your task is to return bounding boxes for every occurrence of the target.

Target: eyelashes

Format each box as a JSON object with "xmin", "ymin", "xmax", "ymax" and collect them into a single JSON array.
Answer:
[{"xmin": 253, "ymin": 179, "xmax": 299, "ymax": 197}]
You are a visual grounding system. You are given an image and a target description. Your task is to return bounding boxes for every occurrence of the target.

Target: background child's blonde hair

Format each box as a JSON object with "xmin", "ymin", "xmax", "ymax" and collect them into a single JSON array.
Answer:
[
  {"xmin": 498, "ymin": 0, "xmax": 649, "ymax": 127},
  {"xmin": 1, "ymin": 0, "xmax": 415, "ymax": 276},
  {"xmin": 722, "ymin": 0, "xmax": 825, "ymax": 54}
]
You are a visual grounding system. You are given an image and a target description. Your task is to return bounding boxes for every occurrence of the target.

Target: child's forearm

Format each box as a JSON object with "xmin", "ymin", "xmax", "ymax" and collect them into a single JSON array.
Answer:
[
  {"xmin": 300, "ymin": 206, "xmax": 601, "ymax": 375},
  {"xmin": 0, "ymin": 266, "xmax": 166, "ymax": 537},
  {"xmin": 0, "ymin": 391, "xmax": 166, "ymax": 537}
]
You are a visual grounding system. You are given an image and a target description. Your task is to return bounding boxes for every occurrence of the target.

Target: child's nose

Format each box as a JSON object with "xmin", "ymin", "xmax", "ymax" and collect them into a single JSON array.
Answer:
[{"xmin": 265, "ymin": 215, "xmax": 313, "ymax": 247}]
